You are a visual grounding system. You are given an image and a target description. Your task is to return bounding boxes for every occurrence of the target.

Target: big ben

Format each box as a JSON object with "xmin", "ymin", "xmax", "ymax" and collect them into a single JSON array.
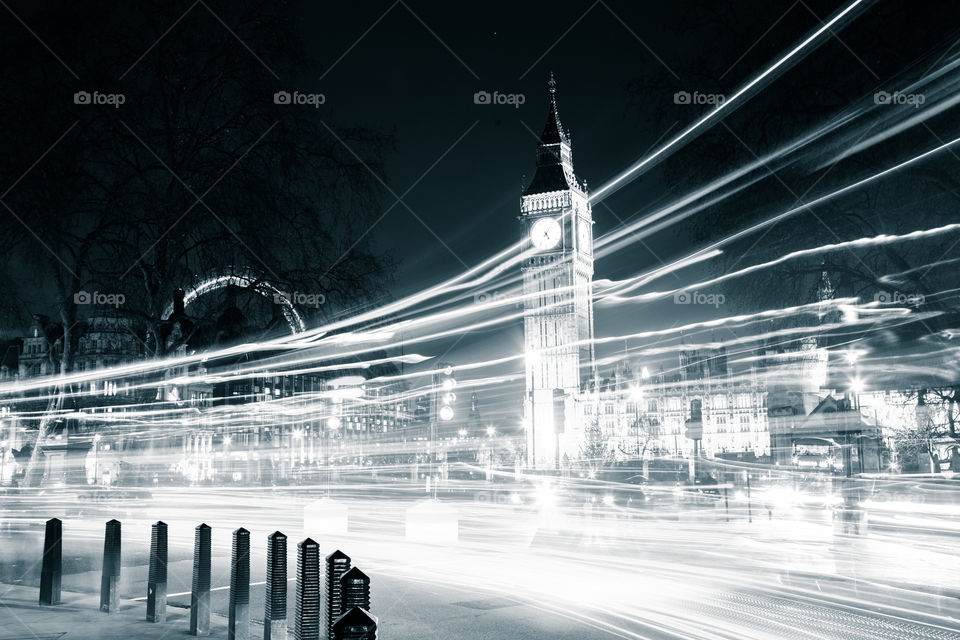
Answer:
[{"xmin": 521, "ymin": 74, "xmax": 595, "ymax": 470}]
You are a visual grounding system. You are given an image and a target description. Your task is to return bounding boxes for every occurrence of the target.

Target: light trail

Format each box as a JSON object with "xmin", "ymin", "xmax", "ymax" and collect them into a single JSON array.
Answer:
[
  {"xmin": 599, "ymin": 223, "xmax": 960, "ymax": 301},
  {"xmin": 589, "ymin": 0, "xmax": 873, "ymax": 202}
]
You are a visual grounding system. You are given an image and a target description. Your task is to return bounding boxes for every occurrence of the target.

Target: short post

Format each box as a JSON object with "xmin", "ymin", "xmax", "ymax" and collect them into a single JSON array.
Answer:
[
  {"xmin": 190, "ymin": 523, "xmax": 212, "ymax": 636},
  {"xmin": 265, "ymin": 531, "xmax": 288, "ymax": 640},
  {"xmin": 324, "ymin": 550, "xmax": 351, "ymax": 640},
  {"xmin": 295, "ymin": 538, "xmax": 321, "ymax": 640},
  {"xmin": 147, "ymin": 521, "xmax": 168, "ymax": 622},
  {"xmin": 339, "ymin": 567, "xmax": 370, "ymax": 613},
  {"xmin": 99, "ymin": 519, "xmax": 121, "ymax": 613},
  {"xmin": 39, "ymin": 517, "xmax": 62, "ymax": 606},
  {"xmin": 229, "ymin": 527, "xmax": 251, "ymax": 640},
  {"xmin": 332, "ymin": 608, "xmax": 377, "ymax": 640}
]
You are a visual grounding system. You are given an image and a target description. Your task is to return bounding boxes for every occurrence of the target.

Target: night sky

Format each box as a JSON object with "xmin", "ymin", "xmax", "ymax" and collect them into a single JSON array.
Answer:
[
  {"xmin": 286, "ymin": 1, "xmax": 960, "ymax": 378},
  {"xmin": 2, "ymin": 0, "xmax": 959, "ymax": 388}
]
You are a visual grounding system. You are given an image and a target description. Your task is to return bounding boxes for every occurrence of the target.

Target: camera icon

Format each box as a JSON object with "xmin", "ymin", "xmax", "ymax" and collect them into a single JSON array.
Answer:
[
  {"xmin": 673, "ymin": 291, "xmax": 691, "ymax": 304},
  {"xmin": 473, "ymin": 91, "xmax": 491, "ymax": 105},
  {"xmin": 74, "ymin": 291, "xmax": 91, "ymax": 304},
  {"xmin": 874, "ymin": 291, "xmax": 891, "ymax": 303},
  {"xmin": 673, "ymin": 91, "xmax": 691, "ymax": 105},
  {"xmin": 74, "ymin": 91, "xmax": 91, "ymax": 105},
  {"xmin": 874, "ymin": 91, "xmax": 891, "ymax": 105},
  {"xmin": 273, "ymin": 91, "xmax": 291, "ymax": 105}
]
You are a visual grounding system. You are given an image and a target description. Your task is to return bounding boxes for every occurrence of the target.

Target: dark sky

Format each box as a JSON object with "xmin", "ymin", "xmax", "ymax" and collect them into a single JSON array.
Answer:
[
  {"xmin": 285, "ymin": 0, "xmax": 960, "ymax": 377},
  {"xmin": 295, "ymin": 0, "xmax": 701, "ymax": 290},
  {"xmin": 290, "ymin": 0, "xmax": 957, "ymax": 286},
  {"xmin": 3, "ymin": 0, "xmax": 958, "ymax": 394}
]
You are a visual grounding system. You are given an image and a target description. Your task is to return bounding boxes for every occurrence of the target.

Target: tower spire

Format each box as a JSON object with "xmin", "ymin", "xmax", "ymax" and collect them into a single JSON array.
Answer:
[{"xmin": 523, "ymin": 73, "xmax": 575, "ymax": 195}]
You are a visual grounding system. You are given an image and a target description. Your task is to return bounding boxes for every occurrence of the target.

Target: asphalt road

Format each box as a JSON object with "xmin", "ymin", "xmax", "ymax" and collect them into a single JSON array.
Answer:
[{"xmin": 1, "ymin": 484, "xmax": 959, "ymax": 639}]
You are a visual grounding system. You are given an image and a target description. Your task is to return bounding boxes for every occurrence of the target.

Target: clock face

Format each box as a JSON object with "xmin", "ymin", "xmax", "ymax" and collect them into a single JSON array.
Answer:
[
  {"xmin": 577, "ymin": 219, "xmax": 591, "ymax": 253},
  {"xmin": 530, "ymin": 217, "xmax": 562, "ymax": 251}
]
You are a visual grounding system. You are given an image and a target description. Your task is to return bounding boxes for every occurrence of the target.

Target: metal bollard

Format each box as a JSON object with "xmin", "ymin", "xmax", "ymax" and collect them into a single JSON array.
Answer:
[
  {"xmin": 295, "ymin": 538, "xmax": 321, "ymax": 640},
  {"xmin": 147, "ymin": 521, "xmax": 168, "ymax": 622},
  {"xmin": 39, "ymin": 518, "xmax": 62, "ymax": 606},
  {"xmin": 229, "ymin": 527, "xmax": 251, "ymax": 640},
  {"xmin": 339, "ymin": 567, "xmax": 370, "ymax": 613},
  {"xmin": 99, "ymin": 519, "xmax": 121, "ymax": 613},
  {"xmin": 265, "ymin": 531, "xmax": 288, "ymax": 640},
  {"xmin": 190, "ymin": 523, "xmax": 212, "ymax": 636},
  {"xmin": 324, "ymin": 550, "xmax": 351, "ymax": 640}
]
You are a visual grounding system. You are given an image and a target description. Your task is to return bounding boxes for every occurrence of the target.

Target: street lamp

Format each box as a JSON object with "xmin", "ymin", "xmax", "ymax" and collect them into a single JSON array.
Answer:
[
  {"xmin": 629, "ymin": 385, "xmax": 644, "ymax": 462},
  {"xmin": 849, "ymin": 377, "xmax": 864, "ymax": 410},
  {"xmin": 93, "ymin": 433, "xmax": 102, "ymax": 486}
]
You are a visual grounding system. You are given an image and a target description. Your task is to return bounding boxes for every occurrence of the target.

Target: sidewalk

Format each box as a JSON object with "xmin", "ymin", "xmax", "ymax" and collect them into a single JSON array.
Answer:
[{"xmin": 0, "ymin": 584, "xmax": 230, "ymax": 640}]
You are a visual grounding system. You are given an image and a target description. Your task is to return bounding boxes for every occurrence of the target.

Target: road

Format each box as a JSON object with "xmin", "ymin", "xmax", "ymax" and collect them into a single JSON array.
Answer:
[{"xmin": 1, "ymin": 482, "xmax": 959, "ymax": 639}]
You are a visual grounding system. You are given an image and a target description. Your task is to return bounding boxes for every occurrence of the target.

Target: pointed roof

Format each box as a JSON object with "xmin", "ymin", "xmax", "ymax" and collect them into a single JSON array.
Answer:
[
  {"xmin": 538, "ymin": 72, "xmax": 569, "ymax": 145},
  {"xmin": 523, "ymin": 73, "xmax": 577, "ymax": 196},
  {"xmin": 333, "ymin": 607, "xmax": 377, "ymax": 631},
  {"xmin": 341, "ymin": 566, "xmax": 370, "ymax": 583},
  {"xmin": 326, "ymin": 549, "xmax": 350, "ymax": 562}
]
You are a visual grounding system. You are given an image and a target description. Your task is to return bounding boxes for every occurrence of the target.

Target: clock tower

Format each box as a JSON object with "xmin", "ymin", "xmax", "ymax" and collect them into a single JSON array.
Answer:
[{"xmin": 521, "ymin": 74, "xmax": 595, "ymax": 470}]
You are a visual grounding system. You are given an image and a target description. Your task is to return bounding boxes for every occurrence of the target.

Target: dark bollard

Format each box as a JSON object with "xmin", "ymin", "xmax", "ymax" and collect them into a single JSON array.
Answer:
[
  {"xmin": 295, "ymin": 538, "xmax": 321, "ymax": 640},
  {"xmin": 324, "ymin": 550, "xmax": 351, "ymax": 640},
  {"xmin": 147, "ymin": 521, "xmax": 168, "ymax": 622},
  {"xmin": 190, "ymin": 523, "xmax": 212, "ymax": 636},
  {"xmin": 265, "ymin": 531, "xmax": 288, "ymax": 640},
  {"xmin": 39, "ymin": 518, "xmax": 62, "ymax": 606},
  {"xmin": 229, "ymin": 527, "xmax": 251, "ymax": 640},
  {"xmin": 339, "ymin": 567, "xmax": 370, "ymax": 613},
  {"xmin": 99, "ymin": 519, "xmax": 121, "ymax": 613},
  {"xmin": 332, "ymin": 608, "xmax": 377, "ymax": 640}
]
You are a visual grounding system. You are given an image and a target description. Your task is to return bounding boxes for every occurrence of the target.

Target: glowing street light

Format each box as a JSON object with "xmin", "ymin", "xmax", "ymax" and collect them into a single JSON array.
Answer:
[
  {"xmin": 486, "ymin": 426, "xmax": 496, "ymax": 438},
  {"xmin": 850, "ymin": 378, "xmax": 865, "ymax": 395}
]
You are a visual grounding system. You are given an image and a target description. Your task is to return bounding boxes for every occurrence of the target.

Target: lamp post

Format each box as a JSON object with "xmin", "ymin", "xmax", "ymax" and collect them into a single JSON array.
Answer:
[{"xmin": 93, "ymin": 434, "xmax": 102, "ymax": 486}]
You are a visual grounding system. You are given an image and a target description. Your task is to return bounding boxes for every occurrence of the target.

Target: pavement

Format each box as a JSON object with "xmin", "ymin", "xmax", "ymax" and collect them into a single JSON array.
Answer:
[
  {"xmin": 0, "ymin": 583, "xmax": 226, "ymax": 640},
  {"xmin": 0, "ymin": 571, "xmax": 628, "ymax": 640}
]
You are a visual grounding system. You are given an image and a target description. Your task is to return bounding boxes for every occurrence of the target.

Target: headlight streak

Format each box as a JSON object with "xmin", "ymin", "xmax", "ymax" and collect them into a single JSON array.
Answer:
[{"xmin": 588, "ymin": 0, "xmax": 872, "ymax": 202}]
